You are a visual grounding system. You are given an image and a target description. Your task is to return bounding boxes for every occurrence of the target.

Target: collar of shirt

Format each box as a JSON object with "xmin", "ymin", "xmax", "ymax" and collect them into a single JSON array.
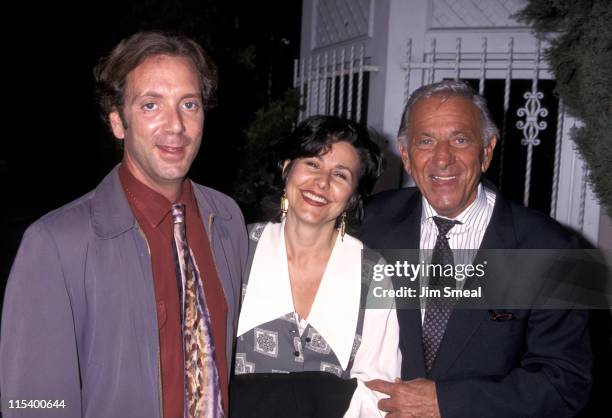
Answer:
[
  {"xmin": 119, "ymin": 163, "xmax": 200, "ymax": 227},
  {"xmin": 237, "ymin": 220, "xmax": 363, "ymax": 370},
  {"xmin": 420, "ymin": 183, "xmax": 489, "ymax": 235}
]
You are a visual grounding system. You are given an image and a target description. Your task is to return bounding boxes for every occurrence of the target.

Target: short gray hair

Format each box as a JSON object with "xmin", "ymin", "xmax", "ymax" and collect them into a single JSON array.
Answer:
[{"xmin": 397, "ymin": 80, "xmax": 499, "ymax": 147}]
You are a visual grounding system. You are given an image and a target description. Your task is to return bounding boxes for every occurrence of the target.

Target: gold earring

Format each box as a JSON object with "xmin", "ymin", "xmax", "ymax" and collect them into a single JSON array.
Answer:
[
  {"xmin": 280, "ymin": 192, "xmax": 289, "ymax": 218},
  {"xmin": 339, "ymin": 212, "xmax": 347, "ymax": 241}
]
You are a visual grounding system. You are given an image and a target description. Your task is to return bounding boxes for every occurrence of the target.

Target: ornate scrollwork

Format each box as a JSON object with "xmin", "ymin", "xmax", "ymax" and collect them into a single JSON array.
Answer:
[{"xmin": 516, "ymin": 91, "xmax": 548, "ymax": 146}]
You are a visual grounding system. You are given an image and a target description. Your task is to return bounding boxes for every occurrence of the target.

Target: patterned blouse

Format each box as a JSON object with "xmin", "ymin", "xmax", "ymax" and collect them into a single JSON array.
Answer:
[{"xmin": 234, "ymin": 222, "xmax": 371, "ymax": 379}]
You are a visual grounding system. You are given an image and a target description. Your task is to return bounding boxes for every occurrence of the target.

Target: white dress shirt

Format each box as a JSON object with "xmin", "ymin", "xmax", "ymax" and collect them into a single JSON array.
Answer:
[{"xmin": 419, "ymin": 184, "xmax": 496, "ymax": 320}]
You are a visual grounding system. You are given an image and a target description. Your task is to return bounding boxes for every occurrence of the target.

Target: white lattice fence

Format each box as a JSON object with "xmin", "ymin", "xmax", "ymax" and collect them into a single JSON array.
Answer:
[
  {"xmin": 431, "ymin": 0, "xmax": 527, "ymax": 28},
  {"xmin": 315, "ymin": 0, "xmax": 372, "ymax": 47},
  {"xmin": 294, "ymin": 44, "xmax": 378, "ymax": 123}
]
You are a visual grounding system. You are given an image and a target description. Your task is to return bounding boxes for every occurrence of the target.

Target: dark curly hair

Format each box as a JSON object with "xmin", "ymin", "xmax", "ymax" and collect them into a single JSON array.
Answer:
[{"xmin": 272, "ymin": 115, "xmax": 383, "ymax": 226}]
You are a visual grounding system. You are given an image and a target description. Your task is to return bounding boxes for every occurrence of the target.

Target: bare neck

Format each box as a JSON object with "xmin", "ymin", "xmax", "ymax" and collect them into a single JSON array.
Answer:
[{"xmin": 283, "ymin": 215, "xmax": 338, "ymax": 264}]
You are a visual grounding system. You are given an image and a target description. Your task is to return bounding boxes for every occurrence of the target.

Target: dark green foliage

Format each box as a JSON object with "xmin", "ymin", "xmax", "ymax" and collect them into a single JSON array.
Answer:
[
  {"xmin": 518, "ymin": 0, "xmax": 612, "ymax": 214},
  {"xmin": 234, "ymin": 89, "xmax": 301, "ymax": 220}
]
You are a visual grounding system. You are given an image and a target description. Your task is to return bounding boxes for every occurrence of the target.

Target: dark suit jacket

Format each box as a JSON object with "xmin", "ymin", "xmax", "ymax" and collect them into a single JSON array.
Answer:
[{"xmin": 360, "ymin": 185, "xmax": 592, "ymax": 418}]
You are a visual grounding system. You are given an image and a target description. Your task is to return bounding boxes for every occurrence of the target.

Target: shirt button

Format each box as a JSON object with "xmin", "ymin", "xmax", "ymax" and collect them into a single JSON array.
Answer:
[
  {"xmin": 305, "ymin": 337, "xmax": 311, "ymax": 343},
  {"xmin": 293, "ymin": 351, "xmax": 300, "ymax": 357}
]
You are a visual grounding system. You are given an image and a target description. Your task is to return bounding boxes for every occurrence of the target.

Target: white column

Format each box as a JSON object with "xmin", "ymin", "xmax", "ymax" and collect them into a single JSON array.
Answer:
[{"xmin": 368, "ymin": 0, "xmax": 431, "ymax": 191}]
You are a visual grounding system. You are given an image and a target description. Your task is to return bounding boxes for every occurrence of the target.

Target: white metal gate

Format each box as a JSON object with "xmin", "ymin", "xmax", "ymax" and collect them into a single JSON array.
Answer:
[
  {"xmin": 296, "ymin": 0, "xmax": 601, "ymax": 244},
  {"xmin": 402, "ymin": 36, "xmax": 559, "ymax": 211},
  {"xmin": 398, "ymin": 34, "xmax": 599, "ymax": 241},
  {"xmin": 293, "ymin": 45, "xmax": 378, "ymax": 123}
]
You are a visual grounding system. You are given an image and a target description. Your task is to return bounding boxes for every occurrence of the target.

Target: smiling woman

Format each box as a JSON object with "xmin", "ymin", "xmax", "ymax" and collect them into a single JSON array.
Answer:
[
  {"xmin": 231, "ymin": 116, "xmax": 400, "ymax": 418},
  {"xmin": 283, "ymin": 141, "xmax": 360, "ymax": 234},
  {"xmin": 275, "ymin": 116, "xmax": 382, "ymax": 229}
]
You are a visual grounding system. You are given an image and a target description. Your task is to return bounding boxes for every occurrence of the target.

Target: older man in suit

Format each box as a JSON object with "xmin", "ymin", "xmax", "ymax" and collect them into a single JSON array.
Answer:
[{"xmin": 362, "ymin": 80, "xmax": 591, "ymax": 417}]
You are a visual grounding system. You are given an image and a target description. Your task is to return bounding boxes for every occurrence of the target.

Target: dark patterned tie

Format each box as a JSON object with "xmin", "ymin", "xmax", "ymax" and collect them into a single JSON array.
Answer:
[
  {"xmin": 422, "ymin": 216, "xmax": 461, "ymax": 372},
  {"xmin": 172, "ymin": 204, "xmax": 224, "ymax": 418}
]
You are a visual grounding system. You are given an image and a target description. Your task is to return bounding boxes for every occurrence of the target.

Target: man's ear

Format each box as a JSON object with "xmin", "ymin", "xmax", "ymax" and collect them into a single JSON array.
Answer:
[
  {"xmin": 398, "ymin": 139, "xmax": 412, "ymax": 175},
  {"xmin": 481, "ymin": 135, "xmax": 497, "ymax": 173},
  {"xmin": 109, "ymin": 110, "xmax": 126, "ymax": 140}
]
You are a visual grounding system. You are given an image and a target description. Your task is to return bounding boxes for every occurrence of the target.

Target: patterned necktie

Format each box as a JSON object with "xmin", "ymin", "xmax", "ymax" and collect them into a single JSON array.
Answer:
[
  {"xmin": 172, "ymin": 204, "xmax": 224, "ymax": 418},
  {"xmin": 422, "ymin": 216, "xmax": 461, "ymax": 372}
]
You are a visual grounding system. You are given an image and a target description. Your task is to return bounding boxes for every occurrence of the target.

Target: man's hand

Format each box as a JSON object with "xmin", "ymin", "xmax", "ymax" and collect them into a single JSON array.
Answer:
[{"xmin": 366, "ymin": 378, "xmax": 440, "ymax": 418}]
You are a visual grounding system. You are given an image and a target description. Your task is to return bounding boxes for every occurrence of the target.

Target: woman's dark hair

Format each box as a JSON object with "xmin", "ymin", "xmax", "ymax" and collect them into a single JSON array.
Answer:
[{"xmin": 271, "ymin": 115, "xmax": 382, "ymax": 226}]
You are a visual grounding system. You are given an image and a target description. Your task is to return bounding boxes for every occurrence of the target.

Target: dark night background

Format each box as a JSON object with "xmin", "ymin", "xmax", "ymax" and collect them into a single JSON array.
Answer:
[
  {"xmin": 0, "ymin": 1, "xmax": 302, "ymax": 302},
  {"xmin": 0, "ymin": 3, "xmax": 609, "ymax": 415}
]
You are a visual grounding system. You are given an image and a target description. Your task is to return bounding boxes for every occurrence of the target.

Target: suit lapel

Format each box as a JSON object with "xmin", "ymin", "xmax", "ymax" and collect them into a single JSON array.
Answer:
[
  {"xmin": 478, "ymin": 192, "xmax": 516, "ymax": 250},
  {"xmin": 429, "ymin": 187, "xmax": 518, "ymax": 377},
  {"xmin": 390, "ymin": 192, "xmax": 428, "ymax": 378},
  {"xmin": 387, "ymin": 190, "xmax": 422, "ymax": 249}
]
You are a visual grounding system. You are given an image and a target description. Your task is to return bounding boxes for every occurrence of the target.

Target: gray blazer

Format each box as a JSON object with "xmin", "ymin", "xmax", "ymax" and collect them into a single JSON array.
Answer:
[{"xmin": 0, "ymin": 167, "xmax": 248, "ymax": 418}]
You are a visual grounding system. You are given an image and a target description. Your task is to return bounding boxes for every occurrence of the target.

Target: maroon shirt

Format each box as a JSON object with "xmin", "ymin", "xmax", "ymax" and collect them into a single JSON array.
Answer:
[{"xmin": 119, "ymin": 164, "xmax": 229, "ymax": 417}]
